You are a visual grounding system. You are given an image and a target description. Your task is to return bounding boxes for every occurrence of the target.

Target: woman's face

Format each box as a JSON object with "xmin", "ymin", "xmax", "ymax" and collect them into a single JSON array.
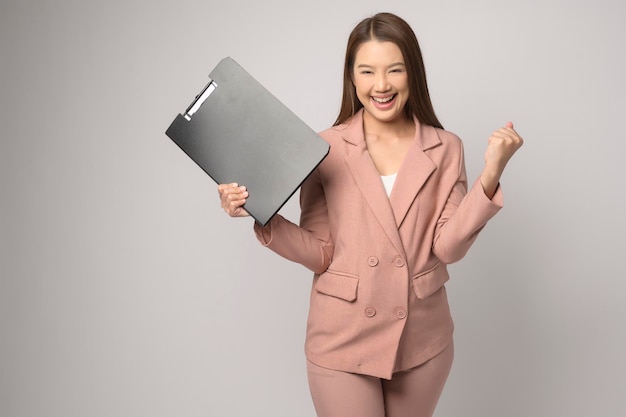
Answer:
[{"xmin": 352, "ymin": 40, "xmax": 409, "ymax": 124}]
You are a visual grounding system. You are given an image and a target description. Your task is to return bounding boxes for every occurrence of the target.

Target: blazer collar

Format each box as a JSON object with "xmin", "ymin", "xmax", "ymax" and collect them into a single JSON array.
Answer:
[
  {"xmin": 341, "ymin": 110, "xmax": 441, "ymax": 246},
  {"xmin": 338, "ymin": 109, "xmax": 441, "ymax": 151}
]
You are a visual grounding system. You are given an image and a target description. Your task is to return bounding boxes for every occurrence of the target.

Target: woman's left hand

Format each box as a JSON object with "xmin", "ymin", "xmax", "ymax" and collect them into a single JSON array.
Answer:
[
  {"xmin": 480, "ymin": 122, "xmax": 524, "ymax": 198},
  {"xmin": 484, "ymin": 122, "xmax": 524, "ymax": 171}
]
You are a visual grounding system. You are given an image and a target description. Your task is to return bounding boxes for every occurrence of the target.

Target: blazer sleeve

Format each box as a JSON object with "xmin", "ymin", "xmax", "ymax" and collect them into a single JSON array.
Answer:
[
  {"xmin": 432, "ymin": 143, "xmax": 503, "ymax": 264},
  {"xmin": 252, "ymin": 168, "xmax": 334, "ymax": 274}
]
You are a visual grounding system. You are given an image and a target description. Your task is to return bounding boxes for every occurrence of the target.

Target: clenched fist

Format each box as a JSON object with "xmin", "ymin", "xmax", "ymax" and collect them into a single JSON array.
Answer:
[{"xmin": 481, "ymin": 122, "xmax": 524, "ymax": 198}]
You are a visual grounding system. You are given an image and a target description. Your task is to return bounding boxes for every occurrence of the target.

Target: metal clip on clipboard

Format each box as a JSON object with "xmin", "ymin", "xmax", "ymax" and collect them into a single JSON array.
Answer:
[{"xmin": 184, "ymin": 80, "xmax": 218, "ymax": 121}]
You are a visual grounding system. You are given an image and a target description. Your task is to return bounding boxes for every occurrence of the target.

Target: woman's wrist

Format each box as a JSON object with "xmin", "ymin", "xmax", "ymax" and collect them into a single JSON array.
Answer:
[{"xmin": 480, "ymin": 164, "xmax": 503, "ymax": 199}]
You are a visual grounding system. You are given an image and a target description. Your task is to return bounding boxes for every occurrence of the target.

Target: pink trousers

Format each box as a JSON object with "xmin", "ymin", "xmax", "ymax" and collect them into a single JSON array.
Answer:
[{"xmin": 306, "ymin": 342, "xmax": 454, "ymax": 417}]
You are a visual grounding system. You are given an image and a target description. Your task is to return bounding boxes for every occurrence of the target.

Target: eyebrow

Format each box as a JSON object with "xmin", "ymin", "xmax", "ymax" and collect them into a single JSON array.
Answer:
[{"xmin": 356, "ymin": 62, "xmax": 406, "ymax": 69}]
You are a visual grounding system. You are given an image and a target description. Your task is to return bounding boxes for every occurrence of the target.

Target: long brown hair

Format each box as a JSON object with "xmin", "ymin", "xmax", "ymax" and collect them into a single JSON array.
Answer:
[{"xmin": 334, "ymin": 12, "xmax": 443, "ymax": 129}]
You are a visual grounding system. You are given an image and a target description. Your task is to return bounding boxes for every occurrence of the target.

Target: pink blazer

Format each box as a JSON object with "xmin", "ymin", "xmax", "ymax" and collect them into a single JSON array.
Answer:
[{"xmin": 254, "ymin": 110, "xmax": 503, "ymax": 379}]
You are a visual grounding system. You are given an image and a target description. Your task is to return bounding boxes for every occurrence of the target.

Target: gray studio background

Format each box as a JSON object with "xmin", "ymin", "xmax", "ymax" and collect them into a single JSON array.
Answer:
[{"xmin": 1, "ymin": 0, "xmax": 625, "ymax": 416}]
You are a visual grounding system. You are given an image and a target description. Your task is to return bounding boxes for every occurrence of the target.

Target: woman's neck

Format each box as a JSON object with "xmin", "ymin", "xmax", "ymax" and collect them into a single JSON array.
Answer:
[
  {"xmin": 362, "ymin": 110, "xmax": 415, "ymax": 142},
  {"xmin": 362, "ymin": 111, "xmax": 416, "ymax": 176}
]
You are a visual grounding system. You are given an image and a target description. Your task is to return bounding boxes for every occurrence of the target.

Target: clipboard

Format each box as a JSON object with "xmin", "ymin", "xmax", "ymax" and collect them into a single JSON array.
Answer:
[{"xmin": 165, "ymin": 57, "xmax": 330, "ymax": 226}]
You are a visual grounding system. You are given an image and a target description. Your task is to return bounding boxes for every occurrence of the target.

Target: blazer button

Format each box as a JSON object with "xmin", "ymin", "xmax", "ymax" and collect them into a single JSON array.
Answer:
[
  {"xmin": 394, "ymin": 256, "xmax": 405, "ymax": 267},
  {"xmin": 365, "ymin": 307, "xmax": 376, "ymax": 318},
  {"xmin": 367, "ymin": 256, "xmax": 379, "ymax": 267},
  {"xmin": 395, "ymin": 308, "xmax": 407, "ymax": 319}
]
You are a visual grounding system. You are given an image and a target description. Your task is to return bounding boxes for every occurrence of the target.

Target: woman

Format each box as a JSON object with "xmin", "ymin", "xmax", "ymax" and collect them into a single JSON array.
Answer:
[{"xmin": 218, "ymin": 12, "xmax": 523, "ymax": 417}]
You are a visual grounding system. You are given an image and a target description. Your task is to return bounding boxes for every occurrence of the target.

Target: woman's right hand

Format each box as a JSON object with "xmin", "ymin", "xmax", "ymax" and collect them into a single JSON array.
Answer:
[{"xmin": 217, "ymin": 183, "xmax": 250, "ymax": 217}]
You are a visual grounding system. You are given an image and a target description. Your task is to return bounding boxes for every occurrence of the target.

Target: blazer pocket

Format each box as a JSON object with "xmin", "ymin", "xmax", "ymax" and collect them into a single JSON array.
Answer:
[
  {"xmin": 315, "ymin": 270, "xmax": 359, "ymax": 302},
  {"xmin": 411, "ymin": 262, "xmax": 449, "ymax": 299}
]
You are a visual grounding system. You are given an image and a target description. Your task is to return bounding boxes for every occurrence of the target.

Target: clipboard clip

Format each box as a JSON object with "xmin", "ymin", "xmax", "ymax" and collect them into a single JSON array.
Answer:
[{"xmin": 184, "ymin": 79, "xmax": 218, "ymax": 121}]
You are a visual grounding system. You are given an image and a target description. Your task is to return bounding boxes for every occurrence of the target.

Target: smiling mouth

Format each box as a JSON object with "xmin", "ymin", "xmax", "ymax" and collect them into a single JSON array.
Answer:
[{"xmin": 372, "ymin": 94, "xmax": 396, "ymax": 104}]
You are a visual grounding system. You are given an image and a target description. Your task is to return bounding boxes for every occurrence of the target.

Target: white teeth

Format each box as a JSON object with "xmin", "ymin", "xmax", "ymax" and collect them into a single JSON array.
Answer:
[{"xmin": 372, "ymin": 95, "xmax": 394, "ymax": 103}]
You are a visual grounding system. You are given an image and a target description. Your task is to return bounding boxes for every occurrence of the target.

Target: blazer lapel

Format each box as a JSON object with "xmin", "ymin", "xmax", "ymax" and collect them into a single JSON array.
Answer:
[
  {"xmin": 389, "ymin": 122, "xmax": 440, "ymax": 227},
  {"xmin": 342, "ymin": 112, "xmax": 405, "ymax": 254}
]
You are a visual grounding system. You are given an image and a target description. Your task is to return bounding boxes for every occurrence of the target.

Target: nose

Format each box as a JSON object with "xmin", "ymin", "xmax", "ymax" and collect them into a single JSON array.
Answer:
[{"xmin": 374, "ymin": 73, "xmax": 390, "ymax": 92}]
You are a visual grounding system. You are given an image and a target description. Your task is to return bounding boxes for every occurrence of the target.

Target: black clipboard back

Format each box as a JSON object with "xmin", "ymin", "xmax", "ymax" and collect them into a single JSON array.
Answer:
[{"xmin": 166, "ymin": 57, "xmax": 329, "ymax": 226}]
